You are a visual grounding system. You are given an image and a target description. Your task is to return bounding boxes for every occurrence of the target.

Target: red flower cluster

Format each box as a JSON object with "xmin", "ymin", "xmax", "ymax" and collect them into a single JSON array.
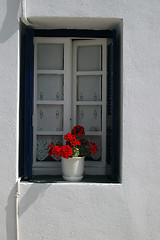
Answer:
[
  {"xmin": 60, "ymin": 145, "xmax": 72, "ymax": 159},
  {"xmin": 71, "ymin": 125, "xmax": 85, "ymax": 137},
  {"xmin": 48, "ymin": 142, "xmax": 56, "ymax": 156},
  {"xmin": 64, "ymin": 133, "xmax": 81, "ymax": 147},
  {"xmin": 48, "ymin": 143, "xmax": 72, "ymax": 159},
  {"xmin": 90, "ymin": 142, "xmax": 98, "ymax": 154},
  {"xmin": 64, "ymin": 133, "xmax": 74, "ymax": 142},
  {"xmin": 48, "ymin": 125, "xmax": 98, "ymax": 159}
]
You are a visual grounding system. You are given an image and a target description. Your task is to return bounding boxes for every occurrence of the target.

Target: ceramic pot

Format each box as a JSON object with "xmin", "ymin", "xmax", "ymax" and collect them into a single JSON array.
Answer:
[{"xmin": 61, "ymin": 157, "xmax": 85, "ymax": 182}]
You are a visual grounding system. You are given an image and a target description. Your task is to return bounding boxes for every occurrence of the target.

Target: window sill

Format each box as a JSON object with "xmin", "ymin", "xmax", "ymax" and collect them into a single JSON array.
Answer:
[{"xmin": 25, "ymin": 175, "xmax": 120, "ymax": 184}]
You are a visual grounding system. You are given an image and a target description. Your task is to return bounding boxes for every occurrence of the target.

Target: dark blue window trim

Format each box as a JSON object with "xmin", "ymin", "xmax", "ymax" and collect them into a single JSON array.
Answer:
[
  {"xmin": 22, "ymin": 28, "xmax": 117, "ymax": 180},
  {"xmin": 112, "ymin": 29, "xmax": 117, "ymax": 179},
  {"xmin": 34, "ymin": 29, "xmax": 114, "ymax": 38},
  {"xmin": 23, "ymin": 28, "xmax": 34, "ymax": 179}
]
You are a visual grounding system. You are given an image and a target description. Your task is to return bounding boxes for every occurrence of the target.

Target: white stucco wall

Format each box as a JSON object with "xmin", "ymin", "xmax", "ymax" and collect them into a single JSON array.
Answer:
[{"xmin": 0, "ymin": 0, "xmax": 160, "ymax": 239}]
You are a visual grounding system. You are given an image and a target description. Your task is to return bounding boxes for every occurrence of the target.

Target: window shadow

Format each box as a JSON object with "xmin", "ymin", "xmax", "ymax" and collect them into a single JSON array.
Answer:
[
  {"xmin": 18, "ymin": 183, "xmax": 51, "ymax": 217},
  {"xmin": 5, "ymin": 185, "xmax": 17, "ymax": 240},
  {"xmin": 0, "ymin": 0, "xmax": 20, "ymax": 43}
]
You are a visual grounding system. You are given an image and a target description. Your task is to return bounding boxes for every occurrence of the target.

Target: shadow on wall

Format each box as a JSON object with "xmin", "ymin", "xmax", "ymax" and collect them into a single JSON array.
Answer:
[
  {"xmin": 6, "ymin": 183, "xmax": 50, "ymax": 240},
  {"xmin": 18, "ymin": 184, "xmax": 51, "ymax": 217},
  {"xmin": 0, "ymin": 0, "xmax": 20, "ymax": 43},
  {"xmin": 5, "ymin": 185, "xmax": 17, "ymax": 240}
]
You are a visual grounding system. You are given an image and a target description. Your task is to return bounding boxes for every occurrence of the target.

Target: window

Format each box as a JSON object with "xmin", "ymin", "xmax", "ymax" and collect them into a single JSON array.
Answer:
[{"xmin": 19, "ymin": 27, "xmax": 118, "ymax": 181}]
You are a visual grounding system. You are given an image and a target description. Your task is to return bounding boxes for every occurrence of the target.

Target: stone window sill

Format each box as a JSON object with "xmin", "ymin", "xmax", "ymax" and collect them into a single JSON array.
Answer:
[{"xmin": 25, "ymin": 175, "xmax": 120, "ymax": 184}]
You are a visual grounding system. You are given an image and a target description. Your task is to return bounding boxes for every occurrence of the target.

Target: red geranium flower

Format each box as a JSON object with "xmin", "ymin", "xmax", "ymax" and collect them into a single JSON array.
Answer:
[
  {"xmin": 90, "ymin": 143, "xmax": 98, "ymax": 154},
  {"xmin": 60, "ymin": 145, "xmax": 72, "ymax": 159},
  {"xmin": 48, "ymin": 126, "xmax": 98, "ymax": 159},
  {"xmin": 70, "ymin": 138, "xmax": 81, "ymax": 147},
  {"xmin": 48, "ymin": 143, "xmax": 61, "ymax": 158},
  {"xmin": 48, "ymin": 142, "xmax": 54, "ymax": 156},
  {"xmin": 71, "ymin": 125, "xmax": 85, "ymax": 137},
  {"xmin": 52, "ymin": 145, "xmax": 61, "ymax": 157},
  {"xmin": 64, "ymin": 133, "xmax": 75, "ymax": 142}
]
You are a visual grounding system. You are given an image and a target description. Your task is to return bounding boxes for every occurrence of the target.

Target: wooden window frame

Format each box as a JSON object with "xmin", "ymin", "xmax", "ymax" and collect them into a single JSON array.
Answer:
[{"xmin": 33, "ymin": 37, "xmax": 108, "ymax": 175}]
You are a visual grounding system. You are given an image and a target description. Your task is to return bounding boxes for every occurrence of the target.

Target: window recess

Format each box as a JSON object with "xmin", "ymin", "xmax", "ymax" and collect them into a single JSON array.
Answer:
[{"xmin": 20, "ymin": 28, "xmax": 119, "ymax": 181}]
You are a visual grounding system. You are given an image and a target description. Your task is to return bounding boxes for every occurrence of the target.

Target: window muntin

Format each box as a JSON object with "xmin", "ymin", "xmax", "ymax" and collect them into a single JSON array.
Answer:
[{"xmin": 33, "ymin": 37, "xmax": 108, "ymax": 175}]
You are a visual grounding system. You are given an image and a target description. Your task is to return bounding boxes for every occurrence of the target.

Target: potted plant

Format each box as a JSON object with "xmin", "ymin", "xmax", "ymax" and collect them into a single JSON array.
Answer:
[{"xmin": 48, "ymin": 125, "xmax": 98, "ymax": 181}]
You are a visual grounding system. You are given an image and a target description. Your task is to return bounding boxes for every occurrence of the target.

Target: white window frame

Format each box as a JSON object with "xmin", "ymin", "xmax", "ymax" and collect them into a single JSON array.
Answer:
[
  {"xmin": 32, "ymin": 37, "xmax": 110, "ymax": 175},
  {"xmin": 72, "ymin": 39, "xmax": 107, "ymax": 175}
]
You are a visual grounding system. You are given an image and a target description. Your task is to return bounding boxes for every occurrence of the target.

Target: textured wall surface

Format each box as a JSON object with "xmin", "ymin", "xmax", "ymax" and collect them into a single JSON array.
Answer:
[
  {"xmin": 0, "ymin": 0, "xmax": 20, "ymax": 239},
  {"xmin": 0, "ymin": 0, "xmax": 160, "ymax": 239}
]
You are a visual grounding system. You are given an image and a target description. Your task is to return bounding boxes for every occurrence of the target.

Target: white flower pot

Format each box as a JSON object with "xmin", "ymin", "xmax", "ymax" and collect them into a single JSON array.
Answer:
[{"xmin": 61, "ymin": 157, "xmax": 85, "ymax": 182}]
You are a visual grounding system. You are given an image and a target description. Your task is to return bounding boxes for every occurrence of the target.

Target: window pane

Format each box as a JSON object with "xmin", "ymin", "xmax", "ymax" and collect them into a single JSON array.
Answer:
[
  {"xmin": 37, "ymin": 105, "xmax": 63, "ymax": 131},
  {"xmin": 84, "ymin": 135, "xmax": 102, "ymax": 161},
  {"xmin": 77, "ymin": 45, "xmax": 102, "ymax": 71},
  {"xmin": 37, "ymin": 44, "xmax": 64, "ymax": 70},
  {"xmin": 37, "ymin": 74, "xmax": 64, "ymax": 101},
  {"xmin": 77, "ymin": 105, "xmax": 101, "ymax": 131},
  {"xmin": 36, "ymin": 135, "xmax": 63, "ymax": 161},
  {"xmin": 77, "ymin": 75, "xmax": 102, "ymax": 101}
]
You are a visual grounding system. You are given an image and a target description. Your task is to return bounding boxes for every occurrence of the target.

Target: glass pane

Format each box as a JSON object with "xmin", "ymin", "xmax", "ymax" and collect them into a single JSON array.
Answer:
[
  {"xmin": 77, "ymin": 105, "xmax": 101, "ymax": 131},
  {"xmin": 36, "ymin": 135, "xmax": 63, "ymax": 161},
  {"xmin": 77, "ymin": 75, "xmax": 102, "ymax": 101},
  {"xmin": 37, "ymin": 105, "xmax": 63, "ymax": 131},
  {"xmin": 37, "ymin": 44, "xmax": 64, "ymax": 70},
  {"xmin": 77, "ymin": 45, "xmax": 102, "ymax": 71},
  {"xmin": 84, "ymin": 136, "xmax": 101, "ymax": 161},
  {"xmin": 37, "ymin": 74, "xmax": 64, "ymax": 101}
]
